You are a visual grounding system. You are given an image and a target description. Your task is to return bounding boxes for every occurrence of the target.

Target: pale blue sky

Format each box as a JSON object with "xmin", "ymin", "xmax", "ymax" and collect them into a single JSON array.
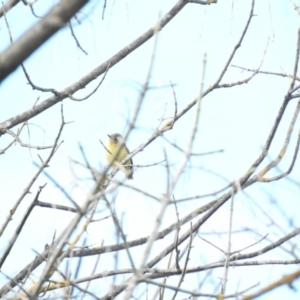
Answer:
[{"xmin": 0, "ymin": 0, "xmax": 299, "ymax": 298}]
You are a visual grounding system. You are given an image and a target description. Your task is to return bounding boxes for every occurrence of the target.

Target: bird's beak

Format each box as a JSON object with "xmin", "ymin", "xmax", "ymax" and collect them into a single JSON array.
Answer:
[{"xmin": 107, "ymin": 134, "xmax": 111, "ymax": 139}]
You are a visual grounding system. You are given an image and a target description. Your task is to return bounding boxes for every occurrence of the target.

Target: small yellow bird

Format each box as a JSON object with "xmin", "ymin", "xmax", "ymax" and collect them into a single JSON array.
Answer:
[{"xmin": 106, "ymin": 133, "xmax": 133, "ymax": 179}]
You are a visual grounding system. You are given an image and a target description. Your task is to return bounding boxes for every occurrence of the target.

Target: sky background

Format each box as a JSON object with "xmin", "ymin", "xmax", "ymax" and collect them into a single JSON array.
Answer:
[{"xmin": 0, "ymin": 0, "xmax": 300, "ymax": 298}]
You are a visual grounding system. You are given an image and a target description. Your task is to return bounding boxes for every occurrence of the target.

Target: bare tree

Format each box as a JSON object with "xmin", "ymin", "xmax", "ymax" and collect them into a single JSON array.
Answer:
[{"xmin": 0, "ymin": 0, "xmax": 299, "ymax": 299}]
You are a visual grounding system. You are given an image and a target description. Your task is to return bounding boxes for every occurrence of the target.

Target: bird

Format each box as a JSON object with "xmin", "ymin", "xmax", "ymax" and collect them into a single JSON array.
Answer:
[{"xmin": 106, "ymin": 133, "xmax": 133, "ymax": 179}]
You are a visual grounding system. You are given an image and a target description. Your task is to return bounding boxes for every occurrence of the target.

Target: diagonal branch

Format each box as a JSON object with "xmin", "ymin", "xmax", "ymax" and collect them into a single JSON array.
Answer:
[
  {"xmin": 0, "ymin": 0, "xmax": 89, "ymax": 82},
  {"xmin": 0, "ymin": 0, "xmax": 195, "ymax": 135}
]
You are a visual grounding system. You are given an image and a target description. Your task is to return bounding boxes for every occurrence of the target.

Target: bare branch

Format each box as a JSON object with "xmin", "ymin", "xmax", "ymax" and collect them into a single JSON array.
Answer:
[
  {"xmin": 0, "ymin": 0, "xmax": 89, "ymax": 82},
  {"xmin": 0, "ymin": 0, "xmax": 192, "ymax": 134}
]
